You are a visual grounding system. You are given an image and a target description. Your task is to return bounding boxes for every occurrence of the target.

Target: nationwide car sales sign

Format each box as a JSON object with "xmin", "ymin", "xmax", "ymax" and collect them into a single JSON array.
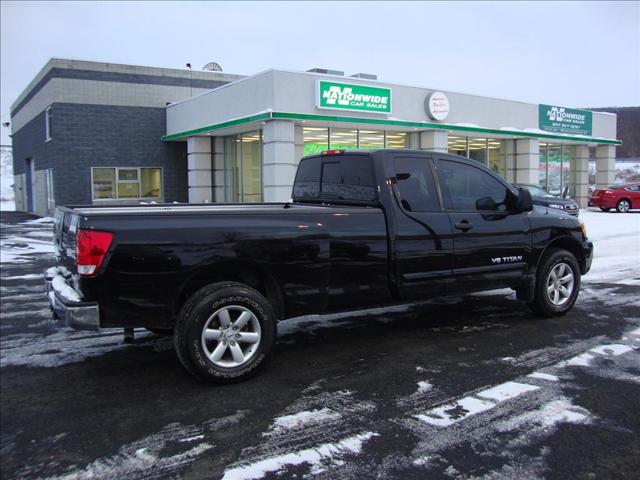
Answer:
[
  {"xmin": 317, "ymin": 80, "xmax": 391, "ymax": 114},
  {"xmin": 539, "ymin": 104, "xmax": 592, "ymax": 136}
]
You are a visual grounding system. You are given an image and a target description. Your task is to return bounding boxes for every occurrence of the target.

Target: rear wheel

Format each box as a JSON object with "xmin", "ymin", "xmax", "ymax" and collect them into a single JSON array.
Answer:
[
  {"xmin": 599, "ymin": 207, "xmax": 611, "ymax": 212},
  {"xmin": 174, "ymin": 282, "xmax": 276, "ymax": 383},
  {"xmin": 616, "ymin": 199, "xmax": 631, "ymax": 213},
  {"xmin": 529, "ymin": 248, "xmax": 580, "ymax": 317}
]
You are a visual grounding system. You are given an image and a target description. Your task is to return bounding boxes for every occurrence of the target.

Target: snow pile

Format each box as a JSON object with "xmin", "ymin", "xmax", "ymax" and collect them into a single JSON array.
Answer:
[
  {"xmin": 51, "ymin": 275, "xmax": 81, "ymax": 303},
  {"xmin": 270, "ymin": 408, "xmax": 341, "ymax": 433},
  {"xmin": 0, "ymin": 147, "xmax": 14, "ymax": 211}
]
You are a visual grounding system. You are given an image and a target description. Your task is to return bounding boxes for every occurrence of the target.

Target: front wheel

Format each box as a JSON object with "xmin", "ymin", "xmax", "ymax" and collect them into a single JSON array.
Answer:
[
  {"xmin": 599, "ymin": 207, "xmax": 611, "ymax": 212},
  {"xmin": 174, "ymin": 282, "xmax": 276, "ymax": 383},
  {"xmin": 616, "ymin": 199, "xmax": 631, "ymax": 213},
  {"xmin": 529, "ymin": 248, "xmax": 581, "ymax": 317}
]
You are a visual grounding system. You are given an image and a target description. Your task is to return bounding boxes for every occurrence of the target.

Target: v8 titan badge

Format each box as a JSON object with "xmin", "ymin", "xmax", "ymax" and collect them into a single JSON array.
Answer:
[{"xmin": 425, "ymin": 91, "xmax": 450, "ymax": 121}]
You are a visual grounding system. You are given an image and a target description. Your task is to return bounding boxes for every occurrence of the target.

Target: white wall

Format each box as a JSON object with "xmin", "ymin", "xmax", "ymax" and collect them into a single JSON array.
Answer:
[{"xmin": 166, "ymin": 69, "xmax": 617, "ymax": 141}]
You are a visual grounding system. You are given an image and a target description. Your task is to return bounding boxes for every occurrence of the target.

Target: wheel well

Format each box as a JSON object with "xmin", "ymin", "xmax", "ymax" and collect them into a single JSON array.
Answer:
[
  {"xmin": 617, "ymin": 197, "xmax": 632, "ymax": 207},
  {"xmin": 175, "ymin": 261, "xmax": 285, "ymax": 320},
  {"xmin": 539, "ymin": 236, "xmax": 584, "ymax": 270}
]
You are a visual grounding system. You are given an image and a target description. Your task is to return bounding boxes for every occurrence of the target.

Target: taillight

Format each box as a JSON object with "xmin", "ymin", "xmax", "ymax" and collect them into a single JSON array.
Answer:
[
  {"xmin": 321, "ymin": 149, "xmax": 345, "ymax": 156},
  {"xmin": 76, "ymin": 229, "xmax": 114, "ymax": 277}
]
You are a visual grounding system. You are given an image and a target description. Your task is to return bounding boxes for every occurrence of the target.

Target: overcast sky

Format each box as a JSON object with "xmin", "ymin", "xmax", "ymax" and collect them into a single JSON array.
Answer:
[{"xmin": 1, "ymin": 1, "xmax": 639, "ymax": 146}]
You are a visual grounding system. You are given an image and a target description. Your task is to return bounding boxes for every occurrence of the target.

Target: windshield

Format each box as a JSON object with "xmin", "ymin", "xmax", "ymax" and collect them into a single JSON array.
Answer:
[{"xmin": 520, "ymin": 185, "xmax": 555, "ymax": 198}]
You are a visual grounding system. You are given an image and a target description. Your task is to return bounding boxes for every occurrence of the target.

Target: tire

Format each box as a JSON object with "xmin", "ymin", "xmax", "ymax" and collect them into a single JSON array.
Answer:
[
  {"xmin": 599, "ymin": 207, "xmax": 611, "ymax": 212},
  {"xmin": 529, "ymin": 248, "xmax": 581, "ymax": 317},
  {"xmin": 173, "ymin": 282, "xmax": 276, "ymax": 384},
  {"xmin": 145, "ymin": 327, "xmax": 173, "ymax": 336},
  {"xmin": 616, "ymin": 199, "xmax": 631, "ymax": 213}
]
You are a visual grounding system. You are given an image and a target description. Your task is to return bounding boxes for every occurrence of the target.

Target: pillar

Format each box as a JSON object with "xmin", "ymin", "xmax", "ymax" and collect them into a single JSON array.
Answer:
[
  {"xmin": 504, "ymin": 140, "xmax": 517, "ymax": 183},
  {"xmin": 408, "ymin": 132, "xmax": 420, "ymax": 149},
  {"xmin": 572, "ymin": 145, "xmax": 590, "ymax": 208},
  {"xmin": 187, "ymin": 137, "xmax": 213, "ymax": 203},
  {"xmin": 294, "ymin": 125, "xmax": 304, "ymax": 163},
  {"xmin": 514, "ymin": 138, "xmax": 539, "ymax": 185},
  {"xmin": 595, "ymin": 145, "xmax": 616, "ymax": 188},
  {"xmin": 262, "ymin": 120, "xmax": 297, "ymax": 202},
  {"xmin": 419, "ymin": 130, "xmax": 448, "ymax": 152},
  {"xmin": 212, "ymin": 137, "xmax": 225, "ymax": 203}
]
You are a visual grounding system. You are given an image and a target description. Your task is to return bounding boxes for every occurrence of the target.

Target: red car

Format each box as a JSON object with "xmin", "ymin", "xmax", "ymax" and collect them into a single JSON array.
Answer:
[{"xmin": 589, "ymin": 182, "xmax": 640, "ymax": 213}]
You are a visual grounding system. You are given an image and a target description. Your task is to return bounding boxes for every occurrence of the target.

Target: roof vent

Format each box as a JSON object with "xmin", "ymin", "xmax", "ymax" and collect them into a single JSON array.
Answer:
[
  {"xmin": 307, "ymin": 68, "xmax": 344, "ymax": 76},
  {"xmin": 350, "ymin": 73, "xmax": 377, "ymax": 80}
]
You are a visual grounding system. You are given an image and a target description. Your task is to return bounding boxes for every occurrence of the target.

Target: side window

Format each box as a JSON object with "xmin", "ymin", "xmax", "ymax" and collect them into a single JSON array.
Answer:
[
  {"xmin": 292, "ymin": 155, "xmax": 376, "ymax": 203},
  {"xmin": 626, "ymin": 185, "xmax": 639, "ymax": 192},
  {"xmin": 393, "ymin": 156, "xmax": 440, "ymax": 212},
  {"xmin": 438, "ymin": 160, "xmax": 512, "ymax": 212},
  {"xmin": 45, "ymin": 106, "xmax": 52, "ymax": 142}
]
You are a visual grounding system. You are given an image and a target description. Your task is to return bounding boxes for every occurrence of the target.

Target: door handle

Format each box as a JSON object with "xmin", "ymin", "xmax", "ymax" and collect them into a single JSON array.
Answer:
[{"xmin": 454, "ymin": 220, "xmax": 473, "ymax": 232}]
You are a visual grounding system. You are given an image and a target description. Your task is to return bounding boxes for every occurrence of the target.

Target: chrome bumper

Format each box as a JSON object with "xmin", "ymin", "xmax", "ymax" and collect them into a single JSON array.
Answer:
[{"xmin": 45, "ymin": 268, "xmax": 100, "ymax": 331}]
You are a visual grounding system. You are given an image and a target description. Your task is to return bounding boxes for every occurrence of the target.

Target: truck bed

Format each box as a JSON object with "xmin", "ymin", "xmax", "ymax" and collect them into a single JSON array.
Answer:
[{"xmin": 53, "ymin": 201, "xmax": 391, "ymax": 328}]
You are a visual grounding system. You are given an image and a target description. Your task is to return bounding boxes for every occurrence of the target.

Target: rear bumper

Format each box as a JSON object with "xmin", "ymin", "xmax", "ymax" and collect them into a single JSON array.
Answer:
[
  {"xmin": 45, "ymin": 267, "xmax": 100, "ymax": 331},
  {"xmin": 588, "ymin": 197, "xmax": 611, "ymax": 208}
]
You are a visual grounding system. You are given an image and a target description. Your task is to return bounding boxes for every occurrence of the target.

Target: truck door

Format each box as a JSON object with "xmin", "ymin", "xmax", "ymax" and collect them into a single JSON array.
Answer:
[
  {"xmin": 435, "ymin": 157, "xmax": 529, "ymax": 292},
  {"xmin": 390, "ymin": 153, "xmax": 454, "ymax": 300}
]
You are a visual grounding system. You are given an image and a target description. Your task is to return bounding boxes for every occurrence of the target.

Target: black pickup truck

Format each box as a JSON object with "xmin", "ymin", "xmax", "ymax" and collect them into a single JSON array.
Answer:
[{"xmin": 46, "ymin": 149, "xmax": 592, "ymax": 383}]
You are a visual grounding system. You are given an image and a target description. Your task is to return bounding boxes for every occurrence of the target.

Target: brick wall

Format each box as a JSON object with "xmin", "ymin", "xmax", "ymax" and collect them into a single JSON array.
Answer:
[
  {"xmin": 51, "ymin": 103, "xmax": 188, "ymax": 205},
  {"xmin": 12, "ymin": 103, "xmax": 188, "ymax": 206}
]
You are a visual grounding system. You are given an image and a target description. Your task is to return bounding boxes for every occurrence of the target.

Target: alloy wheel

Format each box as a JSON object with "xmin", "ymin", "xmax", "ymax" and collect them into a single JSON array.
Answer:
[
  {"xmin": 546, "ymin": 262, "xmax": 575, "ymax": 306},
  {"xmin": 201, "ymin": 305, "xmax": 262, "ymax": 368}
]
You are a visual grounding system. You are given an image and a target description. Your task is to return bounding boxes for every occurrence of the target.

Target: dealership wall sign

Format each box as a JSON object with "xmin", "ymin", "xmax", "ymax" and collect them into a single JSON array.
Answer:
[
  {"xmin": 425, "ymin": 91, "xmax": 450, "ymax": 121},
  {"xmin": 317, "ymin": 81, "xmax": 391, "ymax": 114},
  {"xmin": 539, "ymin": 104, "xmax": 592, "ymax": 136}
]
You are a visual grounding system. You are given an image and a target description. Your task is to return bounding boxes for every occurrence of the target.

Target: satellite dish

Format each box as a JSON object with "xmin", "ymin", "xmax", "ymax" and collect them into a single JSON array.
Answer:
[{"xmin": 202, "ymin": 62, "xmax": 223, "ymax": 72}]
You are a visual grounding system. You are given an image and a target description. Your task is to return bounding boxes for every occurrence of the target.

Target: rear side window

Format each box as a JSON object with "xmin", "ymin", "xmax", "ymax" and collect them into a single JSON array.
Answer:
[
  {"xmin": 438, "ymin": 160, "xmax": 512, "ymax": 212},
  {"xmin": 293, "ymin": 155, "xmax": 376, "ymax": 203},
  {"xmin": 393, "ymin": 156, "xmax": 440, "ymax": 212}
]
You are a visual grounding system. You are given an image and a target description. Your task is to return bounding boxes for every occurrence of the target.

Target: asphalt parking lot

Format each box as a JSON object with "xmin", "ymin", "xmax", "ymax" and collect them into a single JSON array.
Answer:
[{"xmin": 1, "ymin": 211, "xmax": 639, "ymax": 480}]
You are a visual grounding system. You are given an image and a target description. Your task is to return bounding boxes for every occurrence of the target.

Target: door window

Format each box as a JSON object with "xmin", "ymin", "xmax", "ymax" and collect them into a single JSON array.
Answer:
[
  {"xmin": 393, "ymin": 156, "xmax": 440, "ymax": 212},
  {"xmin": 438, "ymin": 160, "xmax": 512, "ymax": 212}
]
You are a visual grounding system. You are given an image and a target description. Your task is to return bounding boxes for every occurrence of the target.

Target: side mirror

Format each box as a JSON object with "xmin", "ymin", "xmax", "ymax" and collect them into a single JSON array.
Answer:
[
  {"xmin": 476, "ymin": 196, "xmax": 498, "ymax": 211},
  {"xmin": 517, "ymin": 187, "xmax": 533, "ymax": 212}
]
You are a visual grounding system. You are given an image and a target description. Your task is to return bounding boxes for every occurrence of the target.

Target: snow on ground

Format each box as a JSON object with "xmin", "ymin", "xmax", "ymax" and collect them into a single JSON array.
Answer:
[
  {"xmin": 0, "ymin": 216, "xmax": 55, "ymax": 263},
  {"xmin": 1, "ymin": 147, "xmax": 15, "ymax": 211},
  {"xmin": 579, "ymin": 208, "xmax": 640, "ymax": 283},
  {"xmin": 1, "ymin": 201, "xmax": 639, "ymax": 479},
  {"xmin": 222, "ymin": 432, "xmax": 379, "ymax": 480},
  {"xmin": 26, "ymin": 411, "xmax": 249, "ymax": 480},
  {"xmin": 1, "ymin": 199, "xmax": 15, "ymax": 211}
]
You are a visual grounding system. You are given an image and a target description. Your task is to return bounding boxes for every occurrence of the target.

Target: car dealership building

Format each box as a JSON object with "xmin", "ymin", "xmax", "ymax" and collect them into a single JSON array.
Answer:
[{"xmin": 11, "ymin": 58, "xmax": 620, "ymax": 216}]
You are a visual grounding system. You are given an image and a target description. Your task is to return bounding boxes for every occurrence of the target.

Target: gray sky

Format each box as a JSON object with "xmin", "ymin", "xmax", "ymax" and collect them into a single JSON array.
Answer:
[{"xmin": 1, "ymin": 1, "xmax": 639, "ymax": 146}]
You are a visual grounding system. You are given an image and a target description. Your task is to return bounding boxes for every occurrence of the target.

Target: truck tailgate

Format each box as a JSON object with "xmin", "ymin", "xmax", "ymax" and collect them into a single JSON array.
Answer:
[{"xmin": 53, "ymin": 207, "xmax": 80, "ymax": 274}]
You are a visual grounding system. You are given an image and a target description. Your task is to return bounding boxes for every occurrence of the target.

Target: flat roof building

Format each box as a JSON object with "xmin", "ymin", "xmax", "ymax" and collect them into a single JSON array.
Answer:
[{"xmin": 11, "ymin": 59, "xmax": 620, "ymax": 216}]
